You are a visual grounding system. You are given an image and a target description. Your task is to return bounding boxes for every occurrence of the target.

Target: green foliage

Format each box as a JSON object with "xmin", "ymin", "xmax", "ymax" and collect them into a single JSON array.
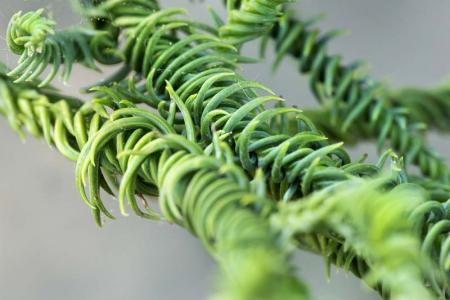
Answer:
[
  {"xmin": 220, "ymin": 0, "xmax": 293, "ymax": 45},
  {"xmin": 263, "ymin": 10, "xmax": 449, "ymax": 183},
  {"xmin": 388, "ymin": 85, "xmax": 450, "ymax": 132},
  {"xmin": 79, "ymin": 0, "xmax": 159, "ymax": 29},
  {"xmin": 273, "ymin": 178, "xmax": 436, "ymax": 300},
  {"xmin": 0, "ymin": 65, "xmax": 309, "ymax": 298},
  {"xmin": 7, "ymin": 9, "xmax": 120, "ymax": 86},
  {"xmin": 1, "ymin": 1, "xmax": 449, "ymax": 299}
]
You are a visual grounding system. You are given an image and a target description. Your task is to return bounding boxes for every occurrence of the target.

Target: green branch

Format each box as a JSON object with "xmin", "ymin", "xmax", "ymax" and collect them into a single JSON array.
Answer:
[
  {"xmin": 263, "ymin": 10, "xmax": 449, "ymax": 183},
  {"xmin": 7, "ymin": 9, "xmax": 121, "ymax": 86},
  {"xmin": 273, "ymin": 177, "xmax": 438, "ymax": 300},
  {"xmin": 2, "ymin": 1, "xmax": 450, "ymax": 299}
]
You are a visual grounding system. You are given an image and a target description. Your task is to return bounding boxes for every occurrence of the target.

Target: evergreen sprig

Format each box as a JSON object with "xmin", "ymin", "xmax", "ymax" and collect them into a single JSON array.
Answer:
[
  {"xmin": 262, "ymin": 9, "xmax": 449, "ymax": 183},
  {"xmin": 1, "ymin": 1, "xmax": 449, "ymax": 299}
]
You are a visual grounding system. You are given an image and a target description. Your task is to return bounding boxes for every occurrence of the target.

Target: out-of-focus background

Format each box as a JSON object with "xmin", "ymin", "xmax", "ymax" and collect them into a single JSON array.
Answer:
[{"xmin": 0, "ymin": 1, "xmax": 449, "ymax": 299}]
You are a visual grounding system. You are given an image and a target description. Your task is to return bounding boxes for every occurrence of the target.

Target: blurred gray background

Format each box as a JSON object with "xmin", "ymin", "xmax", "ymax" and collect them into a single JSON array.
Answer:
[{"xmin": 0, "ymin": 1, "xmax": 449, "ymax": 299}]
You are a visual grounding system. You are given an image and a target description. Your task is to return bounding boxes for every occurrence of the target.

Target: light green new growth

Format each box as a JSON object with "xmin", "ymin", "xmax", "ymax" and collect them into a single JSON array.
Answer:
[{"xmin": 274, "ymin": 178, "xmax": 437, "ymax": 300}]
